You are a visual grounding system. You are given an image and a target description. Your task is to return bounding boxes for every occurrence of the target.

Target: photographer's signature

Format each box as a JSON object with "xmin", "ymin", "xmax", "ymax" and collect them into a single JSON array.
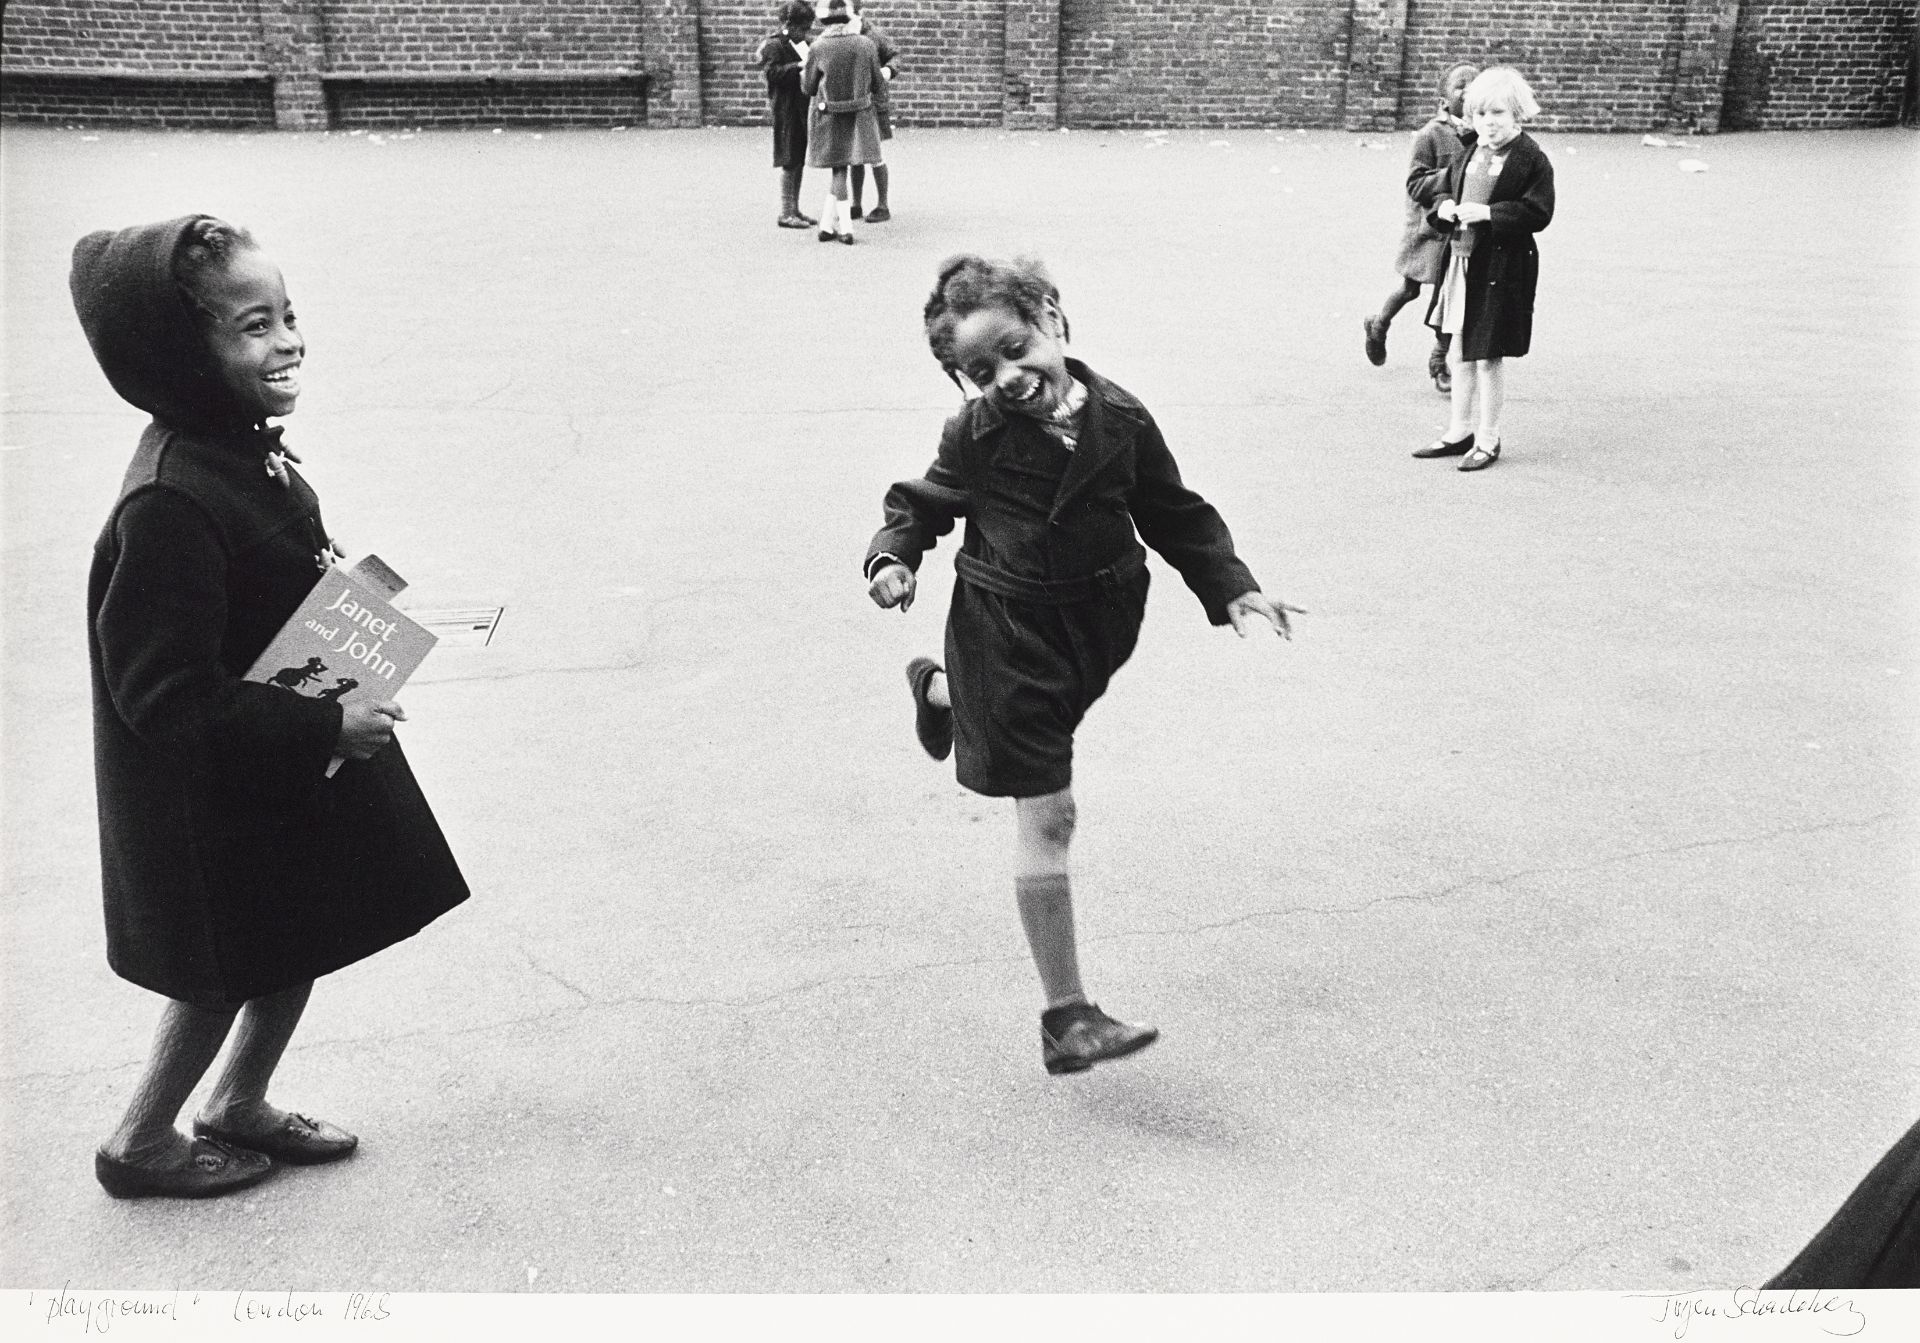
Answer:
[{"xmin": 1631, "ymin": 1288, "xmax": 1866, "ymax": 1339}]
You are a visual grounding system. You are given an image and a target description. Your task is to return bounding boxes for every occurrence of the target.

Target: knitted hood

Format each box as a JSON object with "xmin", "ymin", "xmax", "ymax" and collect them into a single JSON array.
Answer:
[{"xmin": 70, "ymin": 215, "xmax": 256, "ymax": 433}]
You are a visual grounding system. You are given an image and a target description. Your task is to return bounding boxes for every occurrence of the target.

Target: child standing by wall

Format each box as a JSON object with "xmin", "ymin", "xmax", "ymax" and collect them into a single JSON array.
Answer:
[
  {"xmin": 753, "ymin": 1, "xmax": 818, "ymax": 230},
  {"xmin": 866, "ymin": 256, "xmax": 1301, "ymax": 1075},
  {"xmin": 802, "ymin": 0, "xmax": 885, "ymax": 244},
  {"xmin": 846, "ymin": 0, "xmax": 898, "ymax": 223},
  {"xmin": 1412, "ymin": 67, "xmax": 1555, "ymax": 472},
  {"xmin": 71, "ymin": 216, "xmax": 469, "ymax": 1198},
  {"xmin": 1364, "ymin": 61, "xmax": 1478, "ymax": 394}
]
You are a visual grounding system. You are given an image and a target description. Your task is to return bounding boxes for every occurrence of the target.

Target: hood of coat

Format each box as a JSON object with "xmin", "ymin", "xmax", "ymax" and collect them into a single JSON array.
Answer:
[{"xmin": 70, "ymin": 214, "xmax": 260, "ymax": 434}]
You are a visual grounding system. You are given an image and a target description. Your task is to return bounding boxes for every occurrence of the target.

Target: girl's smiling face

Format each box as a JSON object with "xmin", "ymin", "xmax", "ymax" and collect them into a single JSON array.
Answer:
[
  {"xmin": 1473, "ymin": 98, "xmax": 1520, "ymax": 148},
  {"xmin": 193, "ymin": 247, "xmax": 304, "ymax": 420},
  {"xmin": 947, "ymin": 301, "xmax": 1071, "ymax": 419},
  {"xmin": 1443, "ymin": 66, "xmax": 1474, "ymax": 117}
]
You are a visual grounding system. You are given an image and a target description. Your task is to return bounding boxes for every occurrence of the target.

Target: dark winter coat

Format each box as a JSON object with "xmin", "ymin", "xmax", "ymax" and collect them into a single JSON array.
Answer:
[
  {"xmin": 865, "ymin": 360, "xmax": 1258, "ymax": 626},
  {"xmin": 72, "ymin": 216, "xmax": 468, "ymax": 1007},
  {"xmin": 753, "ymin": 31, "xmax": 809, "ymax": 169},
  {"xmin": 1422, "ymin": 130, "xmax": 1555, "ymax": 361}
]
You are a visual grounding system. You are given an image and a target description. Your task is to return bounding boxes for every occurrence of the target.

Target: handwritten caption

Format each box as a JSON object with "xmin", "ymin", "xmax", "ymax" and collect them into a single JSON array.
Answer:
[
  {"xmin": 33, "ymin": 1285, "xmax": 391, "ymax": 1334},
  {"xmin": 1632, "ymin": 1288, "xmax": 1867, "ymax": 1339}
]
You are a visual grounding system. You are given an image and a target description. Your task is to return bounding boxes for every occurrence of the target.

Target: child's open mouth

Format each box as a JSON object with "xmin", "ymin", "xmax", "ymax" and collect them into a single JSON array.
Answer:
[
  {"xmin": 1003, "ymin": 375, "xmax": 1052, "ymax": 414},
  {"xmin": 263, "ymin": 364, "xmax": 301, "ymax": 396}
]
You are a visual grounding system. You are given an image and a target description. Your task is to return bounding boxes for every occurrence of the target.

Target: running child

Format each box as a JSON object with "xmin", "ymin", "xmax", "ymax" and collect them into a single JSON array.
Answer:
[
  {"xmin": 1412, "ymin": 66, "xmax": 1555, "ymax": 472},
  {"xmin": 71, "ymin": 216, "xmax": 469, "ymax": 1198},
  {"xmin": 1363, "ymin": 61, "xmax": 1478, "ymax": 393},
  {"xmin": 865, "ymin": 255, "xmax": 1302, "ymax": 1075}
]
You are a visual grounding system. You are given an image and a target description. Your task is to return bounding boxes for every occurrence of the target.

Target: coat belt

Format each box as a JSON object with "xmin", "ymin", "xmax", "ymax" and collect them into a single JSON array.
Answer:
[{"xmin": 954, "ymin": 545, "xmax": 1145, "ymax": 605}]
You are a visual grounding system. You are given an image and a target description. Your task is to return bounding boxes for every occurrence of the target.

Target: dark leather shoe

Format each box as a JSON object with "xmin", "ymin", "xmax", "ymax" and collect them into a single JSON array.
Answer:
[
  {"xmin": 839, "ymin": 231, "xmax": 855, "ymax": 246},
  {"xmin": 850, "ymin": 203, "xmax": 864, "ymax": 220},
  {"xmin": 1042, "ymin": 1003, "xmax": 1159, "ymax": 1075},
  {"xmin": 777, "ymin": 213, "xmax": 812, "ymax": 229},
  {"xmin": 906, "ymin": 657, "xmax": 952, "ymax": 760},
  {"xmin": 1457, "ymin": 440, "xmax": 1501, "ymax": 471},
  {"xmin": 194, "ymin": 1111, "xmax": 359, "ymax": 1166},
  {"xmin": 1412, "ymin": 432, "xmax": 1473, "ymax": 458},
  {"xmin": 818, "ymin": 230, "xmax": 838, "ymax": 243},
  {"xmin": 864, "ymin": 206, "xmax": 891, "ymax": 223},
  {"xmin": 95, "ymin": 1137, "xmax": 275, "ymax": 1199},
  {"xmin": 1362, "ymin": 316, "xmax": 1388, "ymax": 367}
]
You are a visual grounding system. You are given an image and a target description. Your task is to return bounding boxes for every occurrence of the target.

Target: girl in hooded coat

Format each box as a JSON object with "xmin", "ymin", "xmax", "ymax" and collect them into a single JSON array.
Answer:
[{"xmin": 70, "ymin": 215, "xmax": 469, "ymax": 1199}]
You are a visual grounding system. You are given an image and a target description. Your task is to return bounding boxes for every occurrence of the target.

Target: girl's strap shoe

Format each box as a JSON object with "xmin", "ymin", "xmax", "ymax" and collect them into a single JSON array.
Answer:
[
  {"xmin": 905, "ymin": 657, "xmax": 953, "ymax": 760},
  {"xmin": 193, "ymin": 1112, "xmax": 359, "ymax": 1165},
  {"xmin": 1412, "ymin": 432, "xmax": 1473, "ymax": 458},
  {"xmin": 1458, "ymin": 439, "xmax": 1501, "ymax": 471},
  {"xmin": 1041, "ymin": 1003, "xmax": 1159, "ymax": 1075},
  {"xmin": 94, "ymin": 1137, "xmax": 275, "ymax": 1199}
]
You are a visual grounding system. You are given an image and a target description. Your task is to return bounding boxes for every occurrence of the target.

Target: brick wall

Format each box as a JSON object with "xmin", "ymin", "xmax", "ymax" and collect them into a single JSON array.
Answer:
[
  {"xmin": 328, "ymin": 80, "xmax": 649, "ymax": 127},
  {"xmin": 0, "ymin": 74, "xmax": 274, "ymax": 127},
  {"xmin": 1723, "ymin": 1, "xmax": 1914, "ymax": 129},
  {"xmin": 1399, "ymin": 0, "xmax": 1692, "ymax": 132},
  {"xmin": 1061, "ymin": 0, "xmax": 1354, "ymax": 128},
  {"xmin": 1, "ymin": 0, "xmax": 265, "ymax": 72},
  {"xmin": 699, "ymin": 2, "xmax": 1006, "ymax": 129},
  {"xmin": 321, "ymin": 1, "xmax": 645, "ymax": 73},
  {"xmin": 3, "ymin": 1, "xmax": 1911, "ymax": 131}
]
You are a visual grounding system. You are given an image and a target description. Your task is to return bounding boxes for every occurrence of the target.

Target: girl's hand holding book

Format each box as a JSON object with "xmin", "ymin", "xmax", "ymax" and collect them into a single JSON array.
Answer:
[
  {"xmin": 1226, "ymin": 592, "xmax": 1305, "ymax": 640},
  {"xmin": 337, "ymin": 700, "xmax": 407, "ymax": 760},
  {"xmin": 869, "ymin": 563, "xmax": 916, "ymax": 612}
]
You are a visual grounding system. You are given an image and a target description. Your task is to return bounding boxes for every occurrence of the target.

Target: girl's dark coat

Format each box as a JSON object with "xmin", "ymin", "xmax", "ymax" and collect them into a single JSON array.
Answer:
[
  {"xmin": 865, "ymin": 360, "xmax": 1258, "ymax": 624},
  {"xmin": 754, "ymin": 31, "xmax": 809, "ymax": 168},
  {"xmin": 72, "ymin": 216, "xmax": 468, "ymax": 1007},
  {"xmin": 1420, "ymin": 130, "xmax": 1555, "ymax": 361}
]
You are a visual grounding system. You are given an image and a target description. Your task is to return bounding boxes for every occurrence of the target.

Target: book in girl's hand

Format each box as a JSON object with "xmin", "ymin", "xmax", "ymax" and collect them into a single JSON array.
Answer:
[{"xmin": 246, "ymin": 554, "xmax": 439, "ymax": 775}]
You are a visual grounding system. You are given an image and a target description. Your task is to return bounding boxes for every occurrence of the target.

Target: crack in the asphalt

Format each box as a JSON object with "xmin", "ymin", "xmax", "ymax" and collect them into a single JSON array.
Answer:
[{"xmin": 8, "ymin": 811, "xmax": 1898, "ymax": 1084}]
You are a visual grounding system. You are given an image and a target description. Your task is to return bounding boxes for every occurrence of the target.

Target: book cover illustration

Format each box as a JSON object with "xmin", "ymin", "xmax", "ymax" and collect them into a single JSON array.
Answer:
[{"xmin": 246, "ymin": 555, "xmax": 439, "ymax": 773}]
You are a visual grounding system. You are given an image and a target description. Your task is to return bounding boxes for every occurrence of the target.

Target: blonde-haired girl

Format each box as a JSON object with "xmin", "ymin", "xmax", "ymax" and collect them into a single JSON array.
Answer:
[{"xmin": 1413, "ymin": 66, "xmax": 1554, "ymax": 471}]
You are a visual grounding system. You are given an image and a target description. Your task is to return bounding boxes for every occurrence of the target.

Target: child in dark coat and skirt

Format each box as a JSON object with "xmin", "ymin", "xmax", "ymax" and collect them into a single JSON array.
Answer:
[
  {"xmin": 753, "ymin": 1, "xmax": 818, "ymax": 229},
  {"xmin": 1412, "ymin": 66, "xmax": 1555, "ymax": 472},
  {"xmin": 867, "ymin": 256, "xmax": 1302, "ymax": 1075},
  {"xmin": 846, "ymin": 1, "xmax": 899, "ymax": 223},
  {"xmin": 1363, "ymin": 62, "xmax": 1477, "ymax": 393},
  {"xmin": 71, "ymin": 216, "xmax": 468, "ymax": 1198}
]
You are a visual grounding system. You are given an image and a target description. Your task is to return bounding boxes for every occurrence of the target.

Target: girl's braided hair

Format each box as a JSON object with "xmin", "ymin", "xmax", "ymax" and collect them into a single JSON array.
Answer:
[
  {"xmin": 922, "ymin": 254, "xmax": 1070, "ymax": 388},
  {"xmin": 172, "ymin": 216, "xmax": 257, "ymax": 322}
]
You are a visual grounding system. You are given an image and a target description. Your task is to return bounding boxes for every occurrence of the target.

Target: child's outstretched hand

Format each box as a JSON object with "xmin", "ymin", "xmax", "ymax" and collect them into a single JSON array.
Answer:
[
  {"xmin": 868, "ymin": 562, "xmax": 916, "ymax": 612},
  {"xmin": 337, "ymin": 700, "xmax": 406, "ymax": 760},
  {"xmin": 1226, "ymin": 591, "xmax": 1305, "ymax": 640}
]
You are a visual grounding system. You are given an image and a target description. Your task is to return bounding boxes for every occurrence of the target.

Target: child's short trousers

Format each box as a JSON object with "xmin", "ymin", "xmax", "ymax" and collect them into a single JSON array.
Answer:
[{"xmin": 943, "ymin": 569, "xmax": 1150, "ymax": 798}]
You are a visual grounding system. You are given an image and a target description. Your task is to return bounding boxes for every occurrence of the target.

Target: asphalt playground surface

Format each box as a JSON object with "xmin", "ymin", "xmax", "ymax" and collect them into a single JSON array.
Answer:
[{"xmin": 2, "ymin": 121, "xmax": 1917, "ymax": 1303}]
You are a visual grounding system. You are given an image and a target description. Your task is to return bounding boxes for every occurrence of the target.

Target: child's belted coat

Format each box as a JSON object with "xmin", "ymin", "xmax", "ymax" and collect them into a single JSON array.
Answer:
[{"xmin": 866, "ymin": 360, "xmax": 1259, "ymax": 797}]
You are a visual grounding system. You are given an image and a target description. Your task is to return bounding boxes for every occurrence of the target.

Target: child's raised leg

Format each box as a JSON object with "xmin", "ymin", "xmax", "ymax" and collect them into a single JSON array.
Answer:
[
  {"xmin": 1015, "ymin": 787, "xmax": 1086, "ymax": 1010},
  {"xmin": 1363, "ymin": 276, "xmax": 1421, "ymax": 365}
]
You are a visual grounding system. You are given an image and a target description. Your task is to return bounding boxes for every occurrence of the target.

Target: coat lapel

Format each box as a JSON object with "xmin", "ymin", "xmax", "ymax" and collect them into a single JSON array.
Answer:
[{"xmin": 1050, "ymin": 360, "xmax": 1137, "ymax": 520}]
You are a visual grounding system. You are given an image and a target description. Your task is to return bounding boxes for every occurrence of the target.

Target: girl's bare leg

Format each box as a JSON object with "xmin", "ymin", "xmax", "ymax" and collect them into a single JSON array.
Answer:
[
  {"xmin": 102, "ymin": 999, "xmax": 239, "ymax": 1163},
  {"xmin": 197, "ymin": 980, "xmax": 313, "ymax": 1135},
  {"xmin": 1445, "ymin": 340, "xmax": 1477, "ymax": 442},
  {"xmin": 1475, "ymin": 356, "xmax": 1506, "ymax": 444},
  {"xmin": 1014, "ymin": 788, "xmax": 1087, "ymax": 1009}
]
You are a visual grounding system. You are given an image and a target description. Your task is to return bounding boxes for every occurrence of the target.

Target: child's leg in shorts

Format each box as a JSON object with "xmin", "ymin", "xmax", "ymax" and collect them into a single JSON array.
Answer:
[
  {"xmin": 102, "ymin": 998, "xmax": 240, "ymax": 1162},
  {"xmin": 1375, "ymin": 274, "xmax": 1422, "ymax": 326},
  {"xmin": 197, "ymin": 979, "xmax": 314, "ymax": 1135},
  {"xmin": 1015, "ymin": 788, "xmax": 1087, "ymax": 1010}
]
